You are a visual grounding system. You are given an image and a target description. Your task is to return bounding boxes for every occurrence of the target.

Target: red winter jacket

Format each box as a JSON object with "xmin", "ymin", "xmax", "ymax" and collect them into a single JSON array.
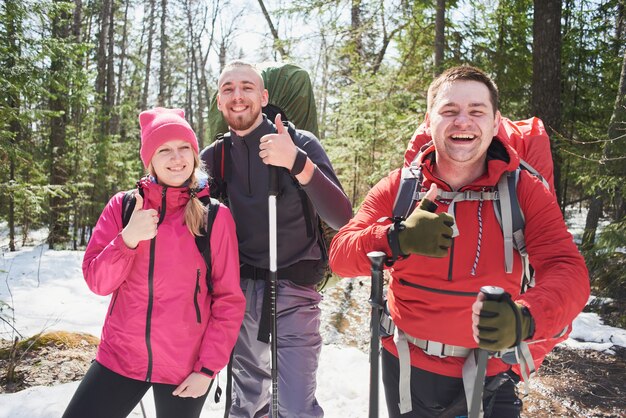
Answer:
[
  {"xmin": 83, "ymin": 178, "xmax": 245, "ymax": 384},
  {"xmin": 329, "ymin": 137, "xmax": 589, "ymax": 378}
]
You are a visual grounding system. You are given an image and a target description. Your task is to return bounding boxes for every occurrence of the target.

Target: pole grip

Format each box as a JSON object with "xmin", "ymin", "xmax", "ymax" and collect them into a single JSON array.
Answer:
[
  {"xmin": 480, "ymin": 285, "xmax": 505, "ymax": 301},
  {"xmin": 367, "ymin": 251, "xmax": 386, "ymax": 309},
  {"xmin": 269, "ymin": 165, "xmax": 279, "ymax": 197}
]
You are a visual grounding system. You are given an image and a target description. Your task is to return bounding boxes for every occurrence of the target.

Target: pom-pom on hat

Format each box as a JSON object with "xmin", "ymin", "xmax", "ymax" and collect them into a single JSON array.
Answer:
[{"xmin": 139, "ymin": 107, "xmax": 199, "ymax": 168}]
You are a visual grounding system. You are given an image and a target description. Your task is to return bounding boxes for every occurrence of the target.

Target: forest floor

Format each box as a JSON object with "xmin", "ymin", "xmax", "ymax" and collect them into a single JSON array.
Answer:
[{"xmin": 1, "ymin": 278, "xmax": 625, "ymax": 417}]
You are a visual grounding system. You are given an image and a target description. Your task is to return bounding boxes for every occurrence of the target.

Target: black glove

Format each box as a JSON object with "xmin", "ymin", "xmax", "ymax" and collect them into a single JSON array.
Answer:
[
  {"xmin": 477, "ymin": 293, "xmax": 534, "ymax": 351},
  {"xmin": 395, "ymin": 199, "xmax": 455, "ymax": 258}
]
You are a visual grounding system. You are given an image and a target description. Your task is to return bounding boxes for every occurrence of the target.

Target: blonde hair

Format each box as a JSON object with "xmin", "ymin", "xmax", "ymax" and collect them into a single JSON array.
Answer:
[
  {"xmin": 148, "ymin": 154, "xmax": 208, "ymax": 236},
  {"xmin": 184, "ymin": 154, "xmax": 209, "ymax": 236}
]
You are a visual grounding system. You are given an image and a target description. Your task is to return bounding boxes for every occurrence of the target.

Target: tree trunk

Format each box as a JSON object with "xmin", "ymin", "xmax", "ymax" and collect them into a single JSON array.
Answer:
[
  {"xmin": 351, "ymin": 0, "xmax": 363, "ymax": 61},
  {"xmin": 606, "ymin": 49, "xmax": 626, "ymax": 214},
  {"xmin": 142, "ymin": 0, "xmax": 157, "ymax": 109},
  {"xmin": 532, "ymin": 0, "xmax": 563, "ymax": 208},
  {"xmin": 113, "ymin": 0, "xmax": 130, "ymax": 135},
  {"xmin": 5, "ymin": 0, "xmax": 21, "ymax": 251},
  {"xmin": 106, "ymin": 0, "xmax": 116, "ymax": 134},
  {"xmin": 582, "ymin": 25, "xmax": 626, "ymax": 248},
  {"xmin": 434, "ymin": 0, "xmax": 445, "ymax": 76},
  {"xmin": 157, "ymin": 0, "xmax": 168, "ymax": 106},
  {"xmin": 95, "ymin": 0, "xmax": 109, "ymax": 101},
  {"xmin": 582, "ymin": 191, "xmax": 603, "ymax": 250},
  {"xmin": 48, "ymin": 0, "xmax": 72, "ymax": 249},
  {"xmin": 219, "ymin": 41, "xmax": 226, "ymax": 72},
  {"xmin": 71, "ymin": 0, "xmax": 84, "ymax": 250}
]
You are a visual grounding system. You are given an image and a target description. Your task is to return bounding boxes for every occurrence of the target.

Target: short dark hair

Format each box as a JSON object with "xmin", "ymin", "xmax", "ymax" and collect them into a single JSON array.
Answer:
[{"xmin": 427, "ymin": 65, "xmax": 499, "ymax": 113}]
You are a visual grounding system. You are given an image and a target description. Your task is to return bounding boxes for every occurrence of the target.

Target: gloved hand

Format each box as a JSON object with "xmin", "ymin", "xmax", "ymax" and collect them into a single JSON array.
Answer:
[
  {"xmin": 473, "ymin": 292, "xmax": 534, "ymax": 351},
  {"xmin": 396, "ymin": 198, "xmax": 455, "ymax": 258}
]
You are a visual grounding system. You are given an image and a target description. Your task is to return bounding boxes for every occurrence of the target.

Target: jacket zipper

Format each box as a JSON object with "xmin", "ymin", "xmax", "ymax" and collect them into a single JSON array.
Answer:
[
  {"xmin": 145, "ymin": 186, "xmax": 167, "ymax": 382},
  {"xmin": 448, "ymin": 239, "xmax": 455, "ymax": 281},
  {"xmin": 108, "ymin": 289, "xmax": 119, "ymax": 316},
  {"xmin": 242, "ymin": 140, "xmax": 252, "ymax": 195},
  {"xmin": 194, "ymin": 269, "xmax": 202, "ymax": 323},
  {"xmin": 398, "ymin": 278, "xmax": 477, "ymax": 297}
]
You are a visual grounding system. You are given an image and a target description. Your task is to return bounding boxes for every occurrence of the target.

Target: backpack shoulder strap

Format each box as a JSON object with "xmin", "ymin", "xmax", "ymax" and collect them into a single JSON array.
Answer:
[
  {"xmin": 519, "ymin": 158, "xmax": 550, "ymax": 191},
  {"xmin": 495, "ymin": 170, "xmax": 521, "ymax": 274},
  {"xmin": 393, "ymin": 165, "xmax": 423, "ymax": 220},
  {"xmin": 392, "ymin": 143, "xmax": 431, "ymax": 220},
  {"xmin": 195, "ymin": 196, "xmax": 222, "ymax": 293},
  {"xmin": 285, "ymin": 121, "xmax": 297, "ymax": 140},
  {"xmin": 211, "ymin": 134, "xmax": 231, "ymax": 201},
  {"xmin": 494, "ymin": 161, "xmax": 550, "ymax": 291},
  {"xmin": 121, "ymin": 188, "xmax": 144, "ymax": 227}
]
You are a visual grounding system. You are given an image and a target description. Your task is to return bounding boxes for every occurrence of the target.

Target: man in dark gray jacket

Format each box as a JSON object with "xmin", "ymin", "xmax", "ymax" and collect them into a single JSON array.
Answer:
[{"xmin": 200, "ymin": 60, "xmax": 352, "ymax": 418}]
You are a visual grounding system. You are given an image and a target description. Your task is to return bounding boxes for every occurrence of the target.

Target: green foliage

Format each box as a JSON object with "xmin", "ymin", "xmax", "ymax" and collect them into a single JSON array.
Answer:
[
  {"xmin": 597, "ymin": 218, "xmax": 626, "ymax": 253},
  {"xmin": 325, "ymin": 67, "xmax": 422, "ymax": 207}
]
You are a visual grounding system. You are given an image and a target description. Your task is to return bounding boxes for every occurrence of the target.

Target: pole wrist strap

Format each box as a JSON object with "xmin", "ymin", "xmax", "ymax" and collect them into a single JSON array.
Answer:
[{"xmin": 386, "ymin": 220, "xmax": 408, "ymax": 266}]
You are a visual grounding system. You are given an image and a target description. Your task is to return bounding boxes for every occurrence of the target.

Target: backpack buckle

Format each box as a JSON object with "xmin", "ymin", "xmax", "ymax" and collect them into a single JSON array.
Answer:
[{"xmin": 424, "ymin": 340, "xmax": 446, "ymax": 357}]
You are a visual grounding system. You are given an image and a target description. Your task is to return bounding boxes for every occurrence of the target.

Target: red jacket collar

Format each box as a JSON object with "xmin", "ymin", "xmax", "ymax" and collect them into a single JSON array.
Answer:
[{"xmin": 417, "ymin": 136, "xmax": 520, "ymax": 191}]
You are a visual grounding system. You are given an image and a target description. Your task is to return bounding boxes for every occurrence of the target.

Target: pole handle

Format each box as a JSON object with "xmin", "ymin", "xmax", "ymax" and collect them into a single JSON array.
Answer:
[
  {"xmin": 367, "ymin": 251, "xmax": 387, "ymax": 270},
  {"xmin": 480, "ymin": 285, "xmax": 505, "ymax": 301},
  {"xmin": 269, "ymin": 165, "xmax": 279, "ymax": 197}
]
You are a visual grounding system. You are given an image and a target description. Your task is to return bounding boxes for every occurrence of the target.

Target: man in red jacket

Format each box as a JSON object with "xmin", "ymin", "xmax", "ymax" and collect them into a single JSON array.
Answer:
[{"xmin": 329, "ymin": 66, "xmax": 589, "ymax": 417}]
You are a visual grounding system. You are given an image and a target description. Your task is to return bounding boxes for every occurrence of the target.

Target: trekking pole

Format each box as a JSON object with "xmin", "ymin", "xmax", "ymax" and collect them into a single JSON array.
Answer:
[
  {"xmin": 139, "ymin": 399, "xmax": 147, "ymax": 418},
  {"xmin": 268, "ymin": 165, "xmax": 279, "ymax": 418},
  {"xmin": 367, "ymin": 251, "xmax": 387, "ymax": 418},
  {"xmin": 468, "ymin": 285, "xmax": 505, "ymax": 418}
]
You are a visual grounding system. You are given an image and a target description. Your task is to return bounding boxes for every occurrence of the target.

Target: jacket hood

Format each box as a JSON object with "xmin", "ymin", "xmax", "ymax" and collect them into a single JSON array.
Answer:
[{"xmin": 136, "ymin": 176, "xmax": 210, "ymax": 211}]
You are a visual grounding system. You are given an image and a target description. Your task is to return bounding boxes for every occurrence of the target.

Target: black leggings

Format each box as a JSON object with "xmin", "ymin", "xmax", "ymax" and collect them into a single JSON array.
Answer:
[
  {"xmin": 62, "ymin": 361, "xmax": 209, "ymax": 418},
  {"xmin": 381, "ymin": 348, "xmax": 522, "ymax": 418}
]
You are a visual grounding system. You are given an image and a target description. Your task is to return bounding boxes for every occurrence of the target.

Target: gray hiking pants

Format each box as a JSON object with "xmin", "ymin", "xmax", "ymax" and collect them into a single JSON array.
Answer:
[{"xmin": 230, "ymin": 278, "xmax": 324, "ymax": 418}]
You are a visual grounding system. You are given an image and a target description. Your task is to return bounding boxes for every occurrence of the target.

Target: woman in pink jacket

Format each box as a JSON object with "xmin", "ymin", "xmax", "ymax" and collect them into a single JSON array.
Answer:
[{"xmin": 63, "ymin": 108, "xmax": 245, "ymax": 418}]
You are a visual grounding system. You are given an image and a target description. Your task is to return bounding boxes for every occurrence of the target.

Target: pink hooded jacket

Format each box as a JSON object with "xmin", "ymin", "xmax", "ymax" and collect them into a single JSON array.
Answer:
[{"xmin": 83, "ymin": 178, "xmax": 245, "ymax": 384}]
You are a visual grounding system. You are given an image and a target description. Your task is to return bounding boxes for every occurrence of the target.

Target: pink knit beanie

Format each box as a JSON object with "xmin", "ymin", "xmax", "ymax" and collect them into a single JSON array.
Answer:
[{"xmin": 139, "ymin": 107, "xmax": 199, "ymax": 168}]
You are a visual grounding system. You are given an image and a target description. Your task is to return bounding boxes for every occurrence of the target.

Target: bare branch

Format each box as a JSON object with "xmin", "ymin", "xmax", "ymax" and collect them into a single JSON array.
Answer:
[{"xmin": 257, "ymin": 0, "xmax": 288, "ymax": 59}]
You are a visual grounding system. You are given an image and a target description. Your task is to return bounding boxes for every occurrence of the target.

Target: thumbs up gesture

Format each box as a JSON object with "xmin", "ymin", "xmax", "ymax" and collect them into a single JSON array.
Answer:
[
  {"xmin": 259, "ymin": 114, "xmax": 298, "ymax": 169},
  {"xmin": 121, "ymin": 193, "xmax": 159, "ymax": 249},
  {"xmin": 396, "ymin": 183, "xmax": 455, "ymax": 258}
]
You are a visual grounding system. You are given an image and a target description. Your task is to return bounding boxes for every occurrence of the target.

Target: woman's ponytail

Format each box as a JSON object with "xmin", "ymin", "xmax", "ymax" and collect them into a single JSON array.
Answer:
[{"xmin": 185, "ymin": 154, "xmax": 208, "ymax": 236}]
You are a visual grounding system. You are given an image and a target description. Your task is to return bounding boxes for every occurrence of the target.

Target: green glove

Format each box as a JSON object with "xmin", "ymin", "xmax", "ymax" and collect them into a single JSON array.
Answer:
[
  {"xmin": 477, "ymin": 295, "xmax": 534, "ymax": 351},
  {"xmin": 396, "ymin": 199, "xmax": 455, "ymax": 258}
]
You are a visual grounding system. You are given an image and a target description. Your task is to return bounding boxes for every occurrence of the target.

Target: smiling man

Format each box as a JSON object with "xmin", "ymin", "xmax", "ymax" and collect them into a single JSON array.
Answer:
[
  {"xmin": 200, "ymin": 61, "xmax": 352, "ymax": 418},
  {"xmin": 329, "ymin": 66, "xmax": 589, "ymax": 417}
]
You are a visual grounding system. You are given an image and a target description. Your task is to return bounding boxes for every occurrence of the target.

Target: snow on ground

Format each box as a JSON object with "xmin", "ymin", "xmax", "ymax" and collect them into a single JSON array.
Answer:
[
  {"xmin": 0, "ymin": 233, "xmax": 386, "ymax": 417},
  {"xmin": 1, "ymin": 212, "xmax": 625, "ymax": 417},
  {"xmin": 0, "ymin": 345, "xmax": 381, "ymax": 418}
]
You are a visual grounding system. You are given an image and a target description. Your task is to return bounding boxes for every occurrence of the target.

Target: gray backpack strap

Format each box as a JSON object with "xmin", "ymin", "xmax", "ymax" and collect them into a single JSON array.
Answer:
[
  {"xmin": 494, "ymin": 169, "xmax": 529, "ymax": 280},
  {"xmin": 392, "ymin": 164, "xmax": 423, "ymax": 220},
  {"xmin": 497, "ymin": 172, "xmax": 516, "ymax": 274},
  {"xmin": 392, "ymin": 141, "xmax": 436, "ymax": 220},
  {"xmin": 519, "ymin": 158, "xmax": 550, "ymax": 191}
]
